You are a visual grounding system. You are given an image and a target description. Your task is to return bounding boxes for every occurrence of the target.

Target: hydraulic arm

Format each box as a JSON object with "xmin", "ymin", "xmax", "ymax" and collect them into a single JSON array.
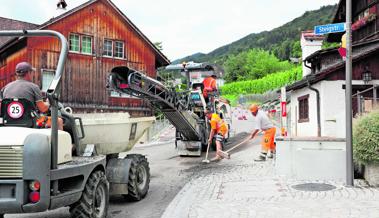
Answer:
[{"xmin": 107, "ymin": 66, "xmax": 203, "ymax": 141}]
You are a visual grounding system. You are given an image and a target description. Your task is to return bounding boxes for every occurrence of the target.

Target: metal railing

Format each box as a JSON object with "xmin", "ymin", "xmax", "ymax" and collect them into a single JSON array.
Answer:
[
  {"xmin": 148, "ymin": 114, "xmax": 172, "ymax": 141},
  {"xmin": 353, "ymin": 85, "xmax": 378, "ymax": 116},
  {"xmin": 354, "ymin": 96, "xmax": 379, "ymax": 116},
  {"xmin": 237, "ymin": 90, "xmax": 290, "ymax": 106}
]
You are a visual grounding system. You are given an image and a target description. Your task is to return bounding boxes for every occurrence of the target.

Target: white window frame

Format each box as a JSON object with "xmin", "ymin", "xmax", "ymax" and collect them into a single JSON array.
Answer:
[
  {"xmin": 103, "ymin": 39, "xmax": 113, "ymax": 57},
  {"xmin": 69, "ymin": 33, "xmax": 80, "ymax": 53},
  {"xmin": 81, "ymin": 35, "xmax": 93, "ymax": 55},
  {"xmin": 41, "ymin": 69, "xmax": 55, "ymax": 92},
  {"xmin": 114, "ymin": 41, "xmax": 124, "ymax": 59}
]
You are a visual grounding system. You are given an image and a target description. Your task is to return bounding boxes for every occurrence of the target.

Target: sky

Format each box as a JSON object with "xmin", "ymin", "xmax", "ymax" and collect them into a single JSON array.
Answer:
[{"xmin": 0, "ymin": 0, "xmax": 339, "ymax": 60}]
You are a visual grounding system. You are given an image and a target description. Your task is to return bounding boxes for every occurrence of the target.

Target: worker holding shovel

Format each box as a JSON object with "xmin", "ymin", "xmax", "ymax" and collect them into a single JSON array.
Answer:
[
  {"xmin": 205, "ymin": 110, "xmax": 230, "ymax": 161},
  {"xmin": 249, "ymin": 104, "xmax": 277, "ymax": 161}
]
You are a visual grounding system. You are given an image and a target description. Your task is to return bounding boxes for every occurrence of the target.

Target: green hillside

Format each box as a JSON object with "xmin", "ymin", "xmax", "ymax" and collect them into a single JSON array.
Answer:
[{"xmin": 174, "ymin": 5, "xmax": 337, "ymax": 65}]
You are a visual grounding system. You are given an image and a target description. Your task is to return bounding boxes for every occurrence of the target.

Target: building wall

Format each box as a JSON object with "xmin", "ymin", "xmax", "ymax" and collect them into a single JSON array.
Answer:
[
  {"xmin": 0, "ymin": 44, "xmax": 28, "ymax": 87},
  {"xmin": 217, "ymin": 79, "xmax": 225, "ymax": 87},
  {"xmin": 290, "ymin": 81, "xmax": 349, "ymax": 138},
  {"xmin": 352, "ymin": 2, "xmax": 378, "ymax": 42},
  {"xmin": 0, "ymin": 0, "xmax": 162, "ymax": 116},
  {"xmin": 301, "ymin": 36, "xmax": 322, "ymax": 77},
  {"xmin": 290, "ymin": 84, "xmax": 319, "ymax": 137},
  {"xmin": 290, "ymin": 79, "xmax": 379, "ymax": 138},
  {"xmin": 320, "ymin": 80, "xmax": 346, "ymax": 138}
]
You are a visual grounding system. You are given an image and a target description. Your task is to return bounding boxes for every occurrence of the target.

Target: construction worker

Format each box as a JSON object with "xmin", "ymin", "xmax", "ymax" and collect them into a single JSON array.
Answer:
[
  {"xmin": 202, "ymin": 73, "xmax": 217, "ymax": 103},
  {"xmin": 205, "ymin": 110, "xmax": 229, "ymax": 160},
  {"xmin": 1, "ymin": 62, "xmax": 64, "ymax": 130},
  {"xmin": 249, "ymin": 104, "xmax": 276, "ymax": 161}
]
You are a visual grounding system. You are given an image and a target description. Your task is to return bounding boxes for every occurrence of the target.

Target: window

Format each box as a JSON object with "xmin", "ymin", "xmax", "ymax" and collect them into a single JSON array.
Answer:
[
  {"xmin": 103, "ymin": 39, "xmax": 113, "ymax": 57},
  {"xmin": 81, "ymin": 35, "xmax": 92, "ymax": 54},
  {"xmin": 69, "ymin": 34, "xmax": 80, "ymax": 52},
  {"xmin": 103, "ymin": 39, "xmax": 125, "ymax": 59},
  {"xmin": 114, "ymin": 41, "xmax": 124, "ymax": 58},
  {"xmin": 298, "ymin": 94, "xmax": 309, "ymax": 123},
  {"xmin": 69, "ymin": 33, "xmax": 93, "ymax": 55},
  {"xmin": 41, "ymin": 69, "xmax": 55, "ymax": 92}
]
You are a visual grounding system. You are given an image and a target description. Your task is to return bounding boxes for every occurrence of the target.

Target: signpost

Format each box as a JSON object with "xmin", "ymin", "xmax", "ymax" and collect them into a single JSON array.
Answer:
[
  {"xmin": 346, "ymin": 0, "xmax": 354, "ymax": 187},
  {"xmin": 281, "ymin": 87, "xmax": 287, "ymax": 136},
  {"xmin": 313, "ymin": 10, "xmax": 353, "ymax": 186},
  {"xmin": 314, "ymin": 23, "xmax": 346, "ymax": 35}
]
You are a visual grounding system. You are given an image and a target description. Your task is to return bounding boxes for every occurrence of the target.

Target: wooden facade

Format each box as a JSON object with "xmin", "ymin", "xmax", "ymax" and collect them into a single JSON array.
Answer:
[
  {"xmin": 0, "ymin": 0, "xmax": 170, "ymax": 116},
  {"xmin": 305, "ymin": 0, "xmax": 379, "ymax": 82},
  {"xmin": 329, "ymin": 0, "xmax": 379, "ymax": 43}
]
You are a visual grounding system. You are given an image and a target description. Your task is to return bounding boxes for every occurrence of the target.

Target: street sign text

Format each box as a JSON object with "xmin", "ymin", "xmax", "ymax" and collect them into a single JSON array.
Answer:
[{"xmin": 314, "ymin": 23, "xmax": 346, "ymax": 35}]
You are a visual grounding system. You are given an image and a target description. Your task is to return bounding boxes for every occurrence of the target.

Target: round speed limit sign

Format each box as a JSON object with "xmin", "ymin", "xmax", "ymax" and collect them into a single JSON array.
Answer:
[{"xmin": 7, "ymin": 102, "xmax": 24, "ymax": 119}]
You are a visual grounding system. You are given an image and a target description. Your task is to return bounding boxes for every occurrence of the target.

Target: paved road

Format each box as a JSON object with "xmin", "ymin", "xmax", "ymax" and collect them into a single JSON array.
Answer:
[
  {"xmin": 161, "ymin": 139, "xmax": 379, "ymax": 218},
  {"xmin": 6, "ymin": 110, "xmax": 254, "ymax": 218}
]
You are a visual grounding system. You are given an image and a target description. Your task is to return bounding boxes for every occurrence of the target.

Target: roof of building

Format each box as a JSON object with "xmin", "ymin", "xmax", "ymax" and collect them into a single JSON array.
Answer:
[
  {"xmin": 303, "ymin": 47, "xmax": 339, "ymax": 62},
  {"xmin": 287, "ymin": 38, "xmax": 379, "ymax": 91},
  {"xmin": 0, "ymin": 0, "xmax": 170, "ymax": 66},
  {"xmin": 301, "ymin": 30, "xmax": 325, "ymax": 41},
  {"xmin": 164, "ymin": 62, "xmax": 225, "ymax": 78},
  {"xmin": 0, "ymin": 16, "xmax": 38, "ymax": 47},
  {"xmin": 326, "ymin": 1, "xmax": 379, "ymax": 43}
]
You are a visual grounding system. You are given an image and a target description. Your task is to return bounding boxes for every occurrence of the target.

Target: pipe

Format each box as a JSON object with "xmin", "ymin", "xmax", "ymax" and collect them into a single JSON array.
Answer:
[
  {"xmin": 307, "ymin": 81, "xmax": 321, "ymax": 137},
  {"xmin": 357, "ymin": 91, "xmax": 361, "ymax": 115},
  {"xmin": 0, "ymin": 30, "xmax": 68, "ymax": 195},
  {"xmin": 304, "ymin": 60, "xmax": 312, "ymax": 70},
  {"xmin": 346, "ymin": 0, "xmax": 354, "ymax": 187}
]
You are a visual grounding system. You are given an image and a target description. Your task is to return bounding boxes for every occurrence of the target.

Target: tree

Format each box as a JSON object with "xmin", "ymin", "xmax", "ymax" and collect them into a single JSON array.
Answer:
[
  {"xmin": 291, "ymin": 41, "xmax": 302, "ymax": 58},
  {"xmin": 224, "ymin": 53, "xmax": 248, "ymax": 82},
  {"xmin": 223, "ymin": 49, "xmax": 293, "ymax": 82},
  {"xmin": 154, "ymin": 42, "xmax": 163, "ymax": 51}
]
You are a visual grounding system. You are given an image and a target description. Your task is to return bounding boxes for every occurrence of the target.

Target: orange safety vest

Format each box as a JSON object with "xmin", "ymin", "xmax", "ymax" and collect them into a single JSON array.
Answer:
[
  {"xmin": 202, "ymin": 77, "xmax": 217, "ymax": 97},
  {"xmin": 210, "ymin": 113, "xmax": 228, "ymax": 136}
]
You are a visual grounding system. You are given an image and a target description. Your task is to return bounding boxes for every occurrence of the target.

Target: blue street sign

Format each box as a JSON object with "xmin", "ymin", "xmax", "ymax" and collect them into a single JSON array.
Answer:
[{"xmin": 314, "ymin": 23, "xmax": 346, "ymax": 35}]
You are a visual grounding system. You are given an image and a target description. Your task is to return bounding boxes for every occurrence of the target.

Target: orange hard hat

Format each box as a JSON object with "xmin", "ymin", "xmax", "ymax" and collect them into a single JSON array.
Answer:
[{"xmin": 249, "ymin": 104, "xmax": 259, "ymax": 113}]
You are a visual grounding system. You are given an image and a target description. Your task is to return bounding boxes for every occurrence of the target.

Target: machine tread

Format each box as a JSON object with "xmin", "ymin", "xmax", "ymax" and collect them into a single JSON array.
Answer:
[
  {"xmin": 69, "ymin": 170, "xmax": 109, "ymax": 218},
  {"xmin": 123, "ymin": 154, "xmax": 150, "ymax": 201}
]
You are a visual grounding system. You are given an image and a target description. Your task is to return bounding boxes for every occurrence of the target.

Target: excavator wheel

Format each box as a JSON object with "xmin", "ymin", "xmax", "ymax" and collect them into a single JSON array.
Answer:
[
  {"xmin": 70, "ymin": 171, "xmax": 109, "ymax": 218},
  {"xmin": 123, "ymin": 154, "xmax": 150, "ymax": 201}
]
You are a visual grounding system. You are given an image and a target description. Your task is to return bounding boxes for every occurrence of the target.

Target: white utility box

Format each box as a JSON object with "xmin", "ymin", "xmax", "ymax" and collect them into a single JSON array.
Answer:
[{"xmin": 275, "ymin": 137, "xmax": 346, "ymax": 181}]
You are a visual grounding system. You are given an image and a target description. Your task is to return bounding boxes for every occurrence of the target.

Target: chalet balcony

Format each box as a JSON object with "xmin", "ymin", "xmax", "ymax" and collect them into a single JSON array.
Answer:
[{"xmin": 304, "ymin": 38, "xmax": 379, "ymax": 76}]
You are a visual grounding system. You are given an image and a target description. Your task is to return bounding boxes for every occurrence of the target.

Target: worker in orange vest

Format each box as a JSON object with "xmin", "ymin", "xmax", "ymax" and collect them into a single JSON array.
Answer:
[
  {"xmin": 249, "ymin": 104, "xmax": 276, "ymax": 161},
  {"xmin": 202, "ymin": 73, "xmax": 217, "ymax": 103},
  {"xmin": 205, "ymin": 110, "xmax": 230, "ymax": 160}
]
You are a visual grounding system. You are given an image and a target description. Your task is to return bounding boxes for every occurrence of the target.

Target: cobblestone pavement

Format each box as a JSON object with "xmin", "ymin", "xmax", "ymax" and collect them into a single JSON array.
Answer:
[{"xmin": 161, "ymin": 140, "xmax": 379, "ymax": 218}]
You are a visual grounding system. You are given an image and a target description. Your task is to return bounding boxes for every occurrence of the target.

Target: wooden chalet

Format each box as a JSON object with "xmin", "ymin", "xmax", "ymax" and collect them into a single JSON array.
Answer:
[{"xmin": 0, "ymin": 0, "xmax": 170, "ymax": 116}]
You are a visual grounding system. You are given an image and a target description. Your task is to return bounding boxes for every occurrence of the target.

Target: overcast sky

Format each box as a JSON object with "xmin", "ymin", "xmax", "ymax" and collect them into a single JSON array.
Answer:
[{"xmin": 0, "ymin": 0, "xmax": 339, "ymax": 60}]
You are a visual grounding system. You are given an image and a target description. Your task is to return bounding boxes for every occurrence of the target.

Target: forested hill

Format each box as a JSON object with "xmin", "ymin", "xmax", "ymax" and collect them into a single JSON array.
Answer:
[{"xmin": 173, "ymin": 4, "xmax": 337, "ymax": 65}]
